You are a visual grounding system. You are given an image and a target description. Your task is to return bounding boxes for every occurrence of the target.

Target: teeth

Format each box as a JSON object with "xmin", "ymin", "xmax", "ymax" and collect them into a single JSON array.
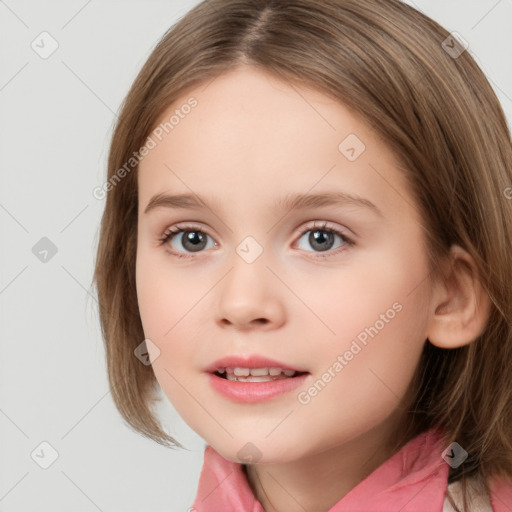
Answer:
[
  {"xmin": 226, "ymin": 374, "xmax": 281, "ymax": 382},
  {"xmin": 233, "ymin": 367, "xmax": 250, "ymax": 376},
  {"xmin": 249, "ymin": 368, "xmax": 269, "ymax": 376},
  {"xmin": 219, "ymin": 367, "xmax": 298, "ymax": 379}
]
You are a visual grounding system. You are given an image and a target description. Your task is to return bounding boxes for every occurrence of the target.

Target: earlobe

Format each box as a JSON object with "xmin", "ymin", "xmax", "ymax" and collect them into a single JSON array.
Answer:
[{"xmin": 426, "ymin": 245, "xmax": 491, "ymax": 349}]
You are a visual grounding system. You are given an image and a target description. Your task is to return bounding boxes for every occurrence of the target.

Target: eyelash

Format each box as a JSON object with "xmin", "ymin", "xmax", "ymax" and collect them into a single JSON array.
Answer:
[{"xmin": 158, "ymin": 221, "xmax": 354, "ymax": 260}]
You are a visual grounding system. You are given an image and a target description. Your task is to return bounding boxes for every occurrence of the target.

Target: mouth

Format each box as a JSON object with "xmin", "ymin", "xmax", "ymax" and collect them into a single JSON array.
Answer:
[
  {"xmin": 207, "ymin": 366, "xmax": 311, "ymax": 403},
  {"xmin": 204, "ymin": 355, "xmax": 310, "ymax": 402}
]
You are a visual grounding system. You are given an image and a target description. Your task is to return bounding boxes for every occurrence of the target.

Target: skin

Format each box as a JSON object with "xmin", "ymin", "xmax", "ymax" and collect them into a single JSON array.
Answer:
[{"xmin": 135, "ymin": 66, "xmax": 490, "ymax": 512}]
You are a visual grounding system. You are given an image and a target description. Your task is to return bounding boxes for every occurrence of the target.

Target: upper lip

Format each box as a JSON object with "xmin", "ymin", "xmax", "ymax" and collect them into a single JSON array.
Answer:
[{"xmin": 205, "ymin": 355, "xmax": 308, "ymax": 373}]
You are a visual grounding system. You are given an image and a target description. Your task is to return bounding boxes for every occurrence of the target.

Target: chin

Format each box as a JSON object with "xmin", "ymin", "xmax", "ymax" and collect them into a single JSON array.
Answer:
[{"xmin": 207, "ymin": 437, "xmax": 303, "ymax": 466}]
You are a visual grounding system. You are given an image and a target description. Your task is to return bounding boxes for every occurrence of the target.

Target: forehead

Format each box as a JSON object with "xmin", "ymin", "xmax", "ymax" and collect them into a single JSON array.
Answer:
[{"xmin": 137, "ymin": 65, "xmax": 416, "ymax": 223}]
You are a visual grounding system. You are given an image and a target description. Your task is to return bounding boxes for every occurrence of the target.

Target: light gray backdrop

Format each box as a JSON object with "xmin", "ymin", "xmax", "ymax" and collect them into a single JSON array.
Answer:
[{"xmin": 1, "ymin": 1, "xmax": 511, "ymax": 511}]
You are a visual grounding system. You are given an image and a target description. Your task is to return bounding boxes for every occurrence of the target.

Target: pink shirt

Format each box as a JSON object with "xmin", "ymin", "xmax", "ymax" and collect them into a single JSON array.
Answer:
[{"xmin": 191, "ymin": 426, "xmax": 512, "ymax": 511}]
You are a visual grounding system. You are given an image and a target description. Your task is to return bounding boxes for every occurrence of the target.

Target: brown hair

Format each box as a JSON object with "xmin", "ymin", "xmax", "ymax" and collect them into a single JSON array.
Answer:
[{"xmin": 92, "ymin": 0, "xmax": 512, "ymax": 509}]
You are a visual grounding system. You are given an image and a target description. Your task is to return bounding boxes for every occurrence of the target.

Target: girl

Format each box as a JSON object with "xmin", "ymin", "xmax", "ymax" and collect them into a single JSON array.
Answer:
[{"xmin": 93, "ymin": 0, "xmax": 512, "ymax": 510}]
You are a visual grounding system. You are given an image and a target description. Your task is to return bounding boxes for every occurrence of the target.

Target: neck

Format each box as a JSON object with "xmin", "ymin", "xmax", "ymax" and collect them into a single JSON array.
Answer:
[{"xmin": 244, "ymin": 410, "xmax": 405, "ymax": 512}]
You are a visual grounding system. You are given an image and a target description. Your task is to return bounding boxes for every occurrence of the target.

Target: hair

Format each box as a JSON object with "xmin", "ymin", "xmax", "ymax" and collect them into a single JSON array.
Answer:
[{"xmin": 92, "ymin": 1, "xmax": 512, "ymax": 510}]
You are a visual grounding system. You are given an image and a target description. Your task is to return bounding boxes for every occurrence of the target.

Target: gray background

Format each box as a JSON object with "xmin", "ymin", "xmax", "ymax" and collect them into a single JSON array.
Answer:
[{"xmin": 1, "ymin": 1, "xmax": 511, "ymax": 510}]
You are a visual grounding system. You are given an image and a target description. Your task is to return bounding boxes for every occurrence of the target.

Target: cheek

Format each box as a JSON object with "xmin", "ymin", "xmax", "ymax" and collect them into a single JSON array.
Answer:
[
  {"xmin": 136, "ymin": 256, "xmax": 170, "ymax": 338},
  {"xmin": 313, "ymin": 244, "xmax": 429, "ymax": 344},
  {"xmin": 309, "ymin": 244, "xmax": 430, "ymax": 397},
  {"xmin": 136, "ymin": 257, "xmax": 200, "ymax": 415},
  {"xmin": 137, "ymin": 239, "xmax": 188, "ymax": 328},
  {"xmin": 136, "ymin": 249, "xmax": 192, "ymax": 364},
  {"xmin": 295, "ymin": 295, "xmax": 427, "ymax": 453}
]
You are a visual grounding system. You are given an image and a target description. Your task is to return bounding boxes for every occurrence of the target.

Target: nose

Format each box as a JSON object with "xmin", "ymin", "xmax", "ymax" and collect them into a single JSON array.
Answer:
[{"xmin": 215, "ymin": 249, "xmax": 286, "ymax": 331}]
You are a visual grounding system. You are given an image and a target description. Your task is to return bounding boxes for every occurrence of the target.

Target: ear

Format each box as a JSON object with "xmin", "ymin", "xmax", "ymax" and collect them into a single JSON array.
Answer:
[{"xmin": 426, "ymin": 244, "xmax": 491, "ymax": 349}]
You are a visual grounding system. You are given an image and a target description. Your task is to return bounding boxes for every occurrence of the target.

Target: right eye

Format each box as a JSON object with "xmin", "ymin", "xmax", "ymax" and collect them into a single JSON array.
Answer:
[{"xmin": 159, "ymin": 224, "xmax": 218, "ymax": 258}]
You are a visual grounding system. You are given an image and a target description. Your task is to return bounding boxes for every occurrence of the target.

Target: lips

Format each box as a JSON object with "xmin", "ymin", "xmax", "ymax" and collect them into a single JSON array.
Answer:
[{"xmin": 206, "ymin": 356, "xmax": 311, "ymax": 403}]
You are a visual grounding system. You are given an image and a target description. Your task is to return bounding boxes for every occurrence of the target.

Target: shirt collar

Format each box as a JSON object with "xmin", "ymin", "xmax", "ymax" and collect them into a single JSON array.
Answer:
[{"xmin": 192, "ymin": 425, "xmax": 451, "ymax": 511}]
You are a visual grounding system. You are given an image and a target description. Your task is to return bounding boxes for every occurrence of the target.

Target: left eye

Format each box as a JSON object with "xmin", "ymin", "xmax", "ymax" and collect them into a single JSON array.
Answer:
[{"xmin": 295, "ymin": 223, "xmax": 352, "ymax": 254}]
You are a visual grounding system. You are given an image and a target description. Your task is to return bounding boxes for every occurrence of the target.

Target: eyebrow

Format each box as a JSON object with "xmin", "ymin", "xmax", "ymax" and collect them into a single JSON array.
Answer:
[{"xmin": 144, "ymin": 191, "xmax": 383, "ymax": 217}]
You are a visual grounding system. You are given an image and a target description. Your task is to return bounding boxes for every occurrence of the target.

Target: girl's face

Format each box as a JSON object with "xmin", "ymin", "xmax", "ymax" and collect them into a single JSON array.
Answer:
[{"xmin": 136, "ymin": 65, "xmax": 434, "ymax": 465}]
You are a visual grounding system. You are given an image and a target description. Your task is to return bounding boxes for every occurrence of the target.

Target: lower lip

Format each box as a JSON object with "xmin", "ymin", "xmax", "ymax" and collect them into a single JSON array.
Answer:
[{"xmin": 207, "ymin": 372, "xmax": 310, "ymax": 403}]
